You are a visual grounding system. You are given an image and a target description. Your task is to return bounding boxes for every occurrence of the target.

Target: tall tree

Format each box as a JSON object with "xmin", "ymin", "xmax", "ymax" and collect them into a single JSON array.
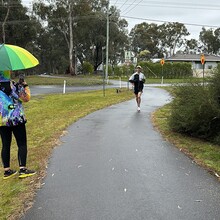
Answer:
[
  {"xmin": 184, "ymin": 39, "xmax": 199, "ymax": 54},
  {"xmin": 107, "ymin": 7, "xmax": 129, "ymax": 68},
  {"xmin": 159, "ymin": 22, "xmax": 189, "ymax": 56},
  {"xmin": 199, "ymin": 27, "xmax": 220, "ymax": 55},
  {"xmin": 33, "ymin": 0, "xmax": 129, "ymax": 74},
  {"xmin": 130, "ymin": 22, "xmax": 162, "ymax": 59},
  {"xmin": 0, "ymin": 0, "xmax": 39, "ymax": 47}
]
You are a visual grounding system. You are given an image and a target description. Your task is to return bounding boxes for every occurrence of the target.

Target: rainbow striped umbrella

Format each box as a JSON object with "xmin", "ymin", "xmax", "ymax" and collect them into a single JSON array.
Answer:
[{"xmin": 0, "ymin": 44, "xmax": 39, "ymax": 71}]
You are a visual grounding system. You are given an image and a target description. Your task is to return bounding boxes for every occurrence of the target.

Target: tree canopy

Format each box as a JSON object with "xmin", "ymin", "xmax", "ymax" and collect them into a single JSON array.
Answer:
[{"xmin": 199, "ymin": 27, "xmax": 220, "ymax": 55}]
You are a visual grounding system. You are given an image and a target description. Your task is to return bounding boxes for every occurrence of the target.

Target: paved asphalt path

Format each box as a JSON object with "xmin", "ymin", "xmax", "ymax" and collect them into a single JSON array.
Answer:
[{"xmin": 22, "ymin": 86, "xmax": 220, "ymax": 220}]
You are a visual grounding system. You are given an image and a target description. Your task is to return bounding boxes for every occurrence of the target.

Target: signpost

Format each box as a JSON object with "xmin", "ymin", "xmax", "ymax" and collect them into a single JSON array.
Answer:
[
  {"xmin": 160, "ymin": 58, "xmax": 165, "ymax": 84},
  {"xmin": 200, "ymin": 54, "xmax": 205, "ymax": 86}
]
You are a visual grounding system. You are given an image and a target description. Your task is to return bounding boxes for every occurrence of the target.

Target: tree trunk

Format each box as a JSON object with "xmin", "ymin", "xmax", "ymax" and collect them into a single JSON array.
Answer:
[
  {"xmin": 69, "ymin": 3, "xmax": 74, "ymax": 75},
  {"xmin": 2, "ymin": 5, "xmax": 10, "ymax": 43}
]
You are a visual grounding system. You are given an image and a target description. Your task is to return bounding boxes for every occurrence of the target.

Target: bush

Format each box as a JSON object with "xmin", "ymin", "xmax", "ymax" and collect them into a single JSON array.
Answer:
[
  {"xmin": 169, "ymin": 75, "xmax": 220, "ymax": 144},
  {"xmin": 82, "ymin": 61, "xmax": 94, "ymax": 74},
  {"xmin": 111, "ymin": 62, "xmax": 192, "ymax": 79},
  {"xmin": 209, "ymin": 65, "xmax": 220, "ymax": 100},
  {"xmin": 139, "ymin": 61, "xmax": 193, "ymax": 79}
]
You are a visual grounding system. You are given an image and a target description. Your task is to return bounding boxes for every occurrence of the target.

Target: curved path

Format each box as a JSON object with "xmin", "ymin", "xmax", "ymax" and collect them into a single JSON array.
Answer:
[{"xmin": 22, "ymin": 86, "xmax": 220, "ymax": 220}]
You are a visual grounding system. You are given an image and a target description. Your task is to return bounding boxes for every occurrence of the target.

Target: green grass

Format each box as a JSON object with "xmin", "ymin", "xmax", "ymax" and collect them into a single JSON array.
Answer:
[
  {"xmin": 146, "ymin": 77, "xmax": 206, "ymax": 84},
  {"xmin": 13, "ymin": 75, "xmax": 104, "ymax": 86},
  {"xmin": 15, "ymin": 74, "xmax": 207, "ymax": 86},
  {"xmin": 0, "ymin": 88, "xmax": 134, "ymax": 220},
  {"xmin": 152, "ymin": 88, "xmax": 220, "ymax": 178}
]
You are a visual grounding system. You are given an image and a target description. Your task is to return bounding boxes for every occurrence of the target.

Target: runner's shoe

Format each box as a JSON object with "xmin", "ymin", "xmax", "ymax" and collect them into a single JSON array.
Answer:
[
  {"xmin": 3, "ymin": 169, "xmax": 18, "ymax": 180},
  {"xmin": 19, "ymin": 168, "xmax": 36, "ymax": 178},
  {"xmin": 137, "ymin": 107, "xmax": 141, "ymax": 112}
]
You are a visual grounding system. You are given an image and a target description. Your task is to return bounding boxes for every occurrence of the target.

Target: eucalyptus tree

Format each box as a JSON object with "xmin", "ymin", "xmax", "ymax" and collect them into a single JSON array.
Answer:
[
  {"xmin": 199, "ymin": 27, "xmax": 220, "ymax": 55},
  {"xmin": 185, "ymin": 39, "xmax": 198, "ymax": 51},
  {"xmin": 33, "ymin": 0, "xmax": 78, "ymax": 74},
  {"xmin": 159, "ymin": 22, "xmax": 189, "ymax": 56},
  {"xmin": 68, "ymin": 1, "xmax": 129, "ymax": 73},
  {"xmin": 73, "ymin": 1, "xmax": 109, "ymax": 72},
  {"xmin": 130, "ymin": 22, "xmax": 162, "ymax": 59},
  {"xmin": 108, "ymin": 9, "xmax": 129, "ymax": 70},
  {"xmin": 0, "ymin": 0, "xmax": 39, "ymax": 47},
  {"xmin": 33, "ymin": 0, "xmax": 129, "ymax": 74}
]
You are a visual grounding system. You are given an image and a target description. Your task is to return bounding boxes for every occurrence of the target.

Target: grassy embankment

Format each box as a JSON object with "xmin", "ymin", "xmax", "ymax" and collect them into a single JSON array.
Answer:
[{"xmin": 25, "ymin": 75, "xmax": 105, "ymax": 86}]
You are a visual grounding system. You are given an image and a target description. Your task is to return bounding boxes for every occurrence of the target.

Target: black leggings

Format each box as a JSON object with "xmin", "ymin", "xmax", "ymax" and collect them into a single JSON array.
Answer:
[{"xmin": 0, "ymin": 123, "xmax": 27, "ymax": 168}]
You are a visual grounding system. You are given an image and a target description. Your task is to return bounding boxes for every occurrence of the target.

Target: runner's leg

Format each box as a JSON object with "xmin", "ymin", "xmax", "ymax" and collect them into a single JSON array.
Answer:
[{"xmin": 137, "ymin": 91, "xmax": 142, "ymax": 107}]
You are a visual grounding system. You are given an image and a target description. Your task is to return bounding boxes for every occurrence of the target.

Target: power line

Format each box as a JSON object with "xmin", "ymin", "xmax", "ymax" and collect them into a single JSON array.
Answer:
[
  {"xmin": 122, "ymin": 0, "xmax": 144, "ymax": 15},
  {"xmin": 114, "ymin": 0, "xmax": 220, "ymax": 7},
  {"xmin": 2, "ymin": 1, "xmax": 220, "ymax": 32},
  {"xmin": 122, "ymin": 15, "xmax": 220, "ymax": 29},
  {"xmin": 118, "ymin": 0, "xmax": 130, "ymax": 10},
  {"xmin": 121, "ymin": 4, "xmax": 220, "ymax": 11},
  {"xmin": 11, "ymin": 0, "xmax": 220, "ymax": 10},
  {"xmin": 120, "ymin": 0, "xmax": 139, "ymax": 14},
  {"xmin": 111, "ymin": 0, "xmax": 119, "ymax": 7},
  {"xmin": 1, "ymin": 12, "xmax": 219, "ymax": 30},
  {"xmin": 114, "ymin": 1, "xmax": 220, "ymax": 11}
]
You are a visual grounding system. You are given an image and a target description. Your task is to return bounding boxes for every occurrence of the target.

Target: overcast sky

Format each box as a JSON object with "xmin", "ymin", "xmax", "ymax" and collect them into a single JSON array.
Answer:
[
  {"xmin": 21, "ymin": 0, "xmax": 220, "ymax": 40},
  {"xmin": 110, "ymin": 0, "xmax": 220, "ymax": 39}
]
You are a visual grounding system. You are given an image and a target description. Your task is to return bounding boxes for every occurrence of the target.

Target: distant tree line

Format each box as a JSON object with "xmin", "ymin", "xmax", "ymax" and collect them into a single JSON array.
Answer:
[{"xmin": 0, "ymin": 0, "xmax": 219, "ymax": 75}]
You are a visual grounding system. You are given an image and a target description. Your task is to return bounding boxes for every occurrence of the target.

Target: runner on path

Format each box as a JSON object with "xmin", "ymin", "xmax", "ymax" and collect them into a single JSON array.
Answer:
[{"xmin": 129, "ymin": 65, "xmax": 146, "ymax": 112}]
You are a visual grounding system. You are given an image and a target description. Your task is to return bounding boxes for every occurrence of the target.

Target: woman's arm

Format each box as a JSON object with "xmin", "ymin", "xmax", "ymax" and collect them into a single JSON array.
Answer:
[{"xmin": 17, "ymin": 81, "xmax": 31, "ymax": 102}]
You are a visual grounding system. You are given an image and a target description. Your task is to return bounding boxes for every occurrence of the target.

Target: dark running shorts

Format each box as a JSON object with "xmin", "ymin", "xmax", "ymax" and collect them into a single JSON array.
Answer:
[{"xmin": 134, "ymin": 85, "xmax": 143, "ymax": 94}]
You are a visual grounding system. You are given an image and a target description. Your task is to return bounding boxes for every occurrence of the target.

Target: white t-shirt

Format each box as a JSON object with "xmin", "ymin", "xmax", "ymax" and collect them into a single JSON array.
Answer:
[{"xmin": 129, "ymin": 72, "xmax": 145, "ymax": 82}]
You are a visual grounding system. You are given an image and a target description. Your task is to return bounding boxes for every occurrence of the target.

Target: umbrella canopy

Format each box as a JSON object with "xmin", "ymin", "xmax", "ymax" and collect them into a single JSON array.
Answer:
[{"xmin": 0, "ymin": 44, "xmax": 39, "ymax": 71}]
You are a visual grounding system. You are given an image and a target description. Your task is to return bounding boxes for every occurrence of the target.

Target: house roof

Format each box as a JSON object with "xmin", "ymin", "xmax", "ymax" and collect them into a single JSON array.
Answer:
[{"xmin": 166, "ymin": 54, "xmax": 220, "ymax": 62}]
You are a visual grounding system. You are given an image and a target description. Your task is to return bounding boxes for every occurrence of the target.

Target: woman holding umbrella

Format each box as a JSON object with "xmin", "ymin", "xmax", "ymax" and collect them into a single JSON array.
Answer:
[
  {"xmin": 0, "ymin": 44, "xmax": 39, "ymax": 179},
  {"xmin": 0, "ymin": 71, "xmax": 36, "ymax": 179}
]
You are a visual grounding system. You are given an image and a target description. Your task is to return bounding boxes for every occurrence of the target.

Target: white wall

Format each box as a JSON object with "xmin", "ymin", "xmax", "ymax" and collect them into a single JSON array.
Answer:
[{"xmin": 192, "ymin": 61, "xmax": 218, "ymax": 70}]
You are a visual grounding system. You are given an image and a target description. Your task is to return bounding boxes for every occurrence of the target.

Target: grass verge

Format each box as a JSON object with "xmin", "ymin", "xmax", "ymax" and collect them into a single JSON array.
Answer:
[
  {"xmin": 0, "ymin": 88, "xmax": 134, "ymax": 220},
  {"xmin": 152, "ymin": 90, "xmax": 220, "ymax": 180},
  {"xmin": 23, "ymin": 75, "xmax": 207, "ymax": 86},
  {"xmin": 13, "ymin": 75, "xmax": 104, "ymax": 86}
]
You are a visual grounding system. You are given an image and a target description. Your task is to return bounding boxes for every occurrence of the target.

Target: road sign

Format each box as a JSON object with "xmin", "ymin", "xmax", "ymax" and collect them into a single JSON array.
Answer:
[
  {"xmin": 160, "ymin": 58, "xmax": 165, "ymax": 66},
  {"xmin": 200, "ymin": 54, "xmax": 205, "ymax": 65}
]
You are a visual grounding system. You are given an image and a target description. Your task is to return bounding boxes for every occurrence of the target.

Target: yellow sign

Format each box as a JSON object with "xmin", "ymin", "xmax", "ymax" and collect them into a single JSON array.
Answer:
[
  {"xmin": 160, "ymin": 58, "xmax": 165, "ymax": 66},
  {"xmin": 200, "ymin": 54, "xmax": 205, "ymax": 65}
]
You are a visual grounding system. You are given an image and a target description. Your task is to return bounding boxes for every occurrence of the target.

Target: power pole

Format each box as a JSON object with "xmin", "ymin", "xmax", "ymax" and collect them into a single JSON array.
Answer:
[{"xmin": 105, "ymin": 1, "xmax": 109, "ymax": 81}]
